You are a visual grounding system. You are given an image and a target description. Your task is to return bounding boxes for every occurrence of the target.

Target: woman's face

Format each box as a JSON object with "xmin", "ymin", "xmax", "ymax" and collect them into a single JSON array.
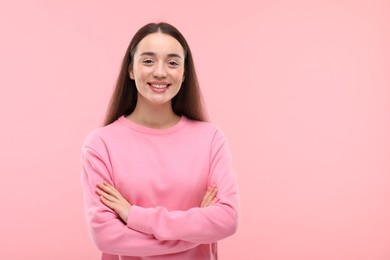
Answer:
[{"xmin": 130, "ymin": 32, "xmax": 185, "ymax": 107}]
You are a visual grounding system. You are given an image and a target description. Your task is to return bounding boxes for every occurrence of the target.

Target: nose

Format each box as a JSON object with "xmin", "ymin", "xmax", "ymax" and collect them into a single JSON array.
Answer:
[{"xmin": 153, "ymin": 62, "xmax": 167, "ymax": 78}]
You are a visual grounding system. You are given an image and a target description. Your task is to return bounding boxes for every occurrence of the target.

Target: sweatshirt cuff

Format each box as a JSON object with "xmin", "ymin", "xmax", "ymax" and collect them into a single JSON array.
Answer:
[{"xmin": 127, "ymin": 205, "xmax": 151, "ymax": 234}]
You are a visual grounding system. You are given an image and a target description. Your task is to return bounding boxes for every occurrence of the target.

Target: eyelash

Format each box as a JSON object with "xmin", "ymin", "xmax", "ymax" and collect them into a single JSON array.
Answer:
[
  {"xmin": 142, "ymin": 59, "xmax": 180, "ymax": 67},
  {"xmin": 142, "ymin": 59, "xmax": 154, "ymax": 65},
  {"xmin": 168, "ymin": 61, "xmax": 179, "ymax": 67}
]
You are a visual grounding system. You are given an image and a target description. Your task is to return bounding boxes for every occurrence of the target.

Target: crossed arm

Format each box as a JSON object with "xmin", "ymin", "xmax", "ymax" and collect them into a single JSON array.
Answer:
[
  {"xmin": 82, "ymin": 129, "xmax": 239, "ymax": 256},
  {"xmin": 96, "ymin": 182, "xmax": 218, "ymax": 224}
]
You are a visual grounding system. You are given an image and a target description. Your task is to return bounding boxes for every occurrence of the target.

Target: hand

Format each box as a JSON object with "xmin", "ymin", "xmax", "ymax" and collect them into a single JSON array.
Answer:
[
  {"xmin": 96, "ymin": 182, "xmax": 131, "ymax": 224},
  {"xmin": 200, "ymin": 185, "xmax": 218, "ymax": 208}
]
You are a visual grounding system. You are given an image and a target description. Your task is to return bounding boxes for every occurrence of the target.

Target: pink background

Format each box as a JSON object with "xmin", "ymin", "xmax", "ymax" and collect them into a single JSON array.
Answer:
[{"xmin": 1, "ymin": 0, "xmax": 389, "ymax": 259}]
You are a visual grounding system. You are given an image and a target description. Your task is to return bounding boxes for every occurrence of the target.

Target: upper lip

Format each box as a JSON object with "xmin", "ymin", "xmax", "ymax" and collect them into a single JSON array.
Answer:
[{"xmin": 149, "ymin": 81, "xmax": 169, "ymax": 85}]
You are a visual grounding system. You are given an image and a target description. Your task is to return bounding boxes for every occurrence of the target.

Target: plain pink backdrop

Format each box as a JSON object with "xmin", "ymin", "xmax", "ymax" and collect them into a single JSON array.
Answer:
[{"xmin": 0, "ymin": 0, "xmax": 389, "ymax": 259}]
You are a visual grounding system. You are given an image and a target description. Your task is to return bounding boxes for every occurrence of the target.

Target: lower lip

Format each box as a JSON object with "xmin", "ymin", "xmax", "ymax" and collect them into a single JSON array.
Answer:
[{"xmin": 149, "ymin": 84, "xmax": 169, "ymax": 93}]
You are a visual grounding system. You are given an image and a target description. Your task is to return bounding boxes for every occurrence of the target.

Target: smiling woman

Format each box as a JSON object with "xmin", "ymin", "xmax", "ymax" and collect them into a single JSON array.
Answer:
[
  {"xmin": 80, "ymin": 22, "xmax": 240, "ymax": 260},
  {"xmin": 103, "ymin": 22, "xmax": 207, "ymax": 128},
  {"xmin": 128, "ymin": 33, "xmax": 186, "ymax": 125}
]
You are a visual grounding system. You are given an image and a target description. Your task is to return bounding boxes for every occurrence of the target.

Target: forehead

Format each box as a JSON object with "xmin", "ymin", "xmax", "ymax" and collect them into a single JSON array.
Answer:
[{"xmin": 135, "ymin": 32, "xmax": 185, "ymax": 57}]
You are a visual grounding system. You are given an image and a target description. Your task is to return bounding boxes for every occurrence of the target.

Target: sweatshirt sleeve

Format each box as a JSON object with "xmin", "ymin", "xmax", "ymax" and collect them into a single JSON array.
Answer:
[
  {"xmin": 126, "ymin": 128, "xmax": 240, "ymax": 243},
  {"xmin": 81, "ymin": 139, "xmax": 198, "ymax": 256}
]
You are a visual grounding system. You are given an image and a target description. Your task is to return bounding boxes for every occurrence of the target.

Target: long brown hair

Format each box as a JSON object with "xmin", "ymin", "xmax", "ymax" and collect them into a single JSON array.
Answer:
[{"xmin": 103, "ymin": 22, "xmax": 208, "ymax": 126}]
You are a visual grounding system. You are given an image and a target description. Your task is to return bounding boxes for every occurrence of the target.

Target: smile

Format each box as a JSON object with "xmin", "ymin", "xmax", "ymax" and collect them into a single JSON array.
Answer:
[{"xmin": 148, "ymin": 83, "xmax": 169, "ymax": 89}]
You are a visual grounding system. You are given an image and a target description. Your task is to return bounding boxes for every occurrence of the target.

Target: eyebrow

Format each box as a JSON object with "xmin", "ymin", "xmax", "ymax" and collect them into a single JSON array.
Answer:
[{"xmin": 139, "ymin": 52, "xmax": 183, "ymax": 59}]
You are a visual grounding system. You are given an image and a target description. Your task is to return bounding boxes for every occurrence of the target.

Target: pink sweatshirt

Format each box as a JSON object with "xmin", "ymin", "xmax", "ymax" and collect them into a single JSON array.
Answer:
[{"xmin": 81, "ymin": 116, "xmax": 239, "ymax": 259}]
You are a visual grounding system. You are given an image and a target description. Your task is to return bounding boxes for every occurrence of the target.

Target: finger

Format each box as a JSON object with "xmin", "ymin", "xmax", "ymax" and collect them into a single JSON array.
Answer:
[
  {"xmin": 99, "ymin": 195, "xmax": 119, "ymax": 211},
  {"xmin": 201, "ymin": 185, "xmax": 218, "ymax": 207},
  {"xmin": 103, "ymin": 182, "xmax": 124, "ymax": 199},
  {"xmin": 97, "ymin": 182, "xmax": 121, "ymax": 199},
  {"xmin": 96, "ymin": 187, "xmax": 118, "ymax": 203},
  {"xmin": 200, "ymin": 186, "xmax": 213, "ymax": 207},
  {"xmin": 210, "ymin": 186, "xmax": 218, "ymax": 198},
  {"xmin": 203, "ymin": 186, "xmax": 218, "ymax": 207},
  {"xmin": 99, "ymin": 182, "xmax": 117, "ymax": 193}
]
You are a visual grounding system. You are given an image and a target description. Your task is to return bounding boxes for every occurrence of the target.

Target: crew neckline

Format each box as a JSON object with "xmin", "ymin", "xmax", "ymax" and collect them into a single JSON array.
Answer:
[{"xmin": 118, "ymin": 115, "xmax": 187, "ymax": 135}]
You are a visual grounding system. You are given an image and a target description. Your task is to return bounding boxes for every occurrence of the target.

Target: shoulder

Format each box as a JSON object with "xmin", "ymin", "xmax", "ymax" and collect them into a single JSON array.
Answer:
[
  {"xmin": 184, "ymin": 118, "xmax": 226, "ymax": 141},
  {"xmin": 185, "ymin": 119, "xmax": 233, "ymax": 160},
  {"xmin": 82, "ymin": 120, "xmax": 121, "ymax": 152}
]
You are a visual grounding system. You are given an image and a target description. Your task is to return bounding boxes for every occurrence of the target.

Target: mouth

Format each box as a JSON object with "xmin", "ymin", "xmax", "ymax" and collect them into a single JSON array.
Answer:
[{"xmin": 148, "ymin": 83, "xmax": 170, "ymax": 90}]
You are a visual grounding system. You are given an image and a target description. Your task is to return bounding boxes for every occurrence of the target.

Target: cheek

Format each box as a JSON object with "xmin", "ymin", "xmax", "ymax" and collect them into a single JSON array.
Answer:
[
  {"xmin": 173, "ymin": 70, "xmax": 185, "ymax": 83},
  {"xmin": 133, "ymin": 69, "xmax": 148, "ymax": 82}
]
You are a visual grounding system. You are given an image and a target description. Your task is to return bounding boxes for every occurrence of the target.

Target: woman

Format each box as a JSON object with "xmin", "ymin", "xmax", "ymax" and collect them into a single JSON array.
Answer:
[{"xmin": 81, "ymin": 22, "xmax": 239, "ymax": 260}]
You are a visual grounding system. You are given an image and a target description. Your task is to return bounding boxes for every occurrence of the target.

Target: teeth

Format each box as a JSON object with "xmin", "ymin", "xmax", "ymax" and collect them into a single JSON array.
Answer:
[{"xmin": 151, "ymin": 84, "xmax": 168, "ymax": 89}]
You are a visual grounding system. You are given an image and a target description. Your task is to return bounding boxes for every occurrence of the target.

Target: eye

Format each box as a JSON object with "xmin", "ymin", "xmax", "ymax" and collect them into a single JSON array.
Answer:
[
  {"xmin": 168, "ymin": 61, "xmax": 179, "ymax": 67},
  {"xmin": 142, "ymin": 59, "xmax": 154, "ymax": 65}
]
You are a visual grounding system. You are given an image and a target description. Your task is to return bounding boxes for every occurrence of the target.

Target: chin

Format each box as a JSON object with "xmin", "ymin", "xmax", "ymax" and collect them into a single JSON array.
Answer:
[{"xmin": 146, "ymin": 97, "xmax": 173, "ymax": 106}]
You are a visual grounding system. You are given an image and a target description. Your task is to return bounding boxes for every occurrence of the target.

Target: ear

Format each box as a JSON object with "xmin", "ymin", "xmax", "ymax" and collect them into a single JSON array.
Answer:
[{"xmin": 129, "ymin": 67, "xmax": 134, "ymax": 80}]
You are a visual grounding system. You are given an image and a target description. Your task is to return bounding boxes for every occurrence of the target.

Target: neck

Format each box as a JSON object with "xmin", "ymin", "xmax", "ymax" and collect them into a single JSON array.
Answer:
[{"xmin": 127, "ymin": 101, "xmax": 181, "ymax": 129}]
